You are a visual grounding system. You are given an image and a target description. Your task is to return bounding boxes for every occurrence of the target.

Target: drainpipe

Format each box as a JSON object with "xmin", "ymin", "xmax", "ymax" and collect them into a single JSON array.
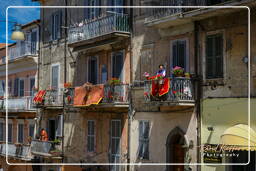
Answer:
[
  {"xmin": 194, "ymin": 21, "xmax": 201, "ymax": 171},
  {"xmin": 62, "ymin": 0, "xmax": 68, "ymax": 163}
]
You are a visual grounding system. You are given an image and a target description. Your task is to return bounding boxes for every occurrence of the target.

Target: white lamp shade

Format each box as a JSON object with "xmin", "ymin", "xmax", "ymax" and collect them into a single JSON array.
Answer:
[{"xmin": 11, "ymin": 30, "xmax": 25, "ymax": 41}]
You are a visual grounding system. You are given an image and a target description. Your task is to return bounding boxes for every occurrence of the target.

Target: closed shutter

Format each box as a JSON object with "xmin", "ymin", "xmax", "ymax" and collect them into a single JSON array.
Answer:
[
  {"xmin": 19, "ymin": 80, "xmax": 24, "ymax": 96},
  {"xmin": 95, "ymin": 0, "xmax": 101, "ymax": 17},
  {"xmin": 0, "ymin": 123, "xmax": 3, "ymax": 141},
  {"xmin": 206, "ymin": 34, "xmax": 223, "ymax": 79},
  {"xmin": 31, "ymin": 31, "xmax": 37, "ymax": 54},
  {"xmin": 14, "ymin": 78, "xmax": 19, "ymax": 96},
  {"xmin": 18, "ymin": 124, "xmax": 24, "ymax": 143},
  {"xmin": 29, "ymin": 124, "xmax": 35, "ymax": 137},
  {"xmin": 8, "ymin": 80, "xmax": 12, "ymax": 96},
  {"xmin": 84, "ymin": 0, "xmax": 89, "ymax": 19},
  {"xmin": 57, "ymin": 10, "xmax": 62, "ymax": 39},
  {"xmin": 8, "ymin": 123, "xmax": 12, "ymax": 143}
]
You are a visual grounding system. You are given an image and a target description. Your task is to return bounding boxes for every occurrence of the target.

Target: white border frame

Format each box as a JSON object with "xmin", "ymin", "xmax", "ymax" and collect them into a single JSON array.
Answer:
[{"xmin": 5, "ymin": 5, "xmax": 250, "ymax": 166}]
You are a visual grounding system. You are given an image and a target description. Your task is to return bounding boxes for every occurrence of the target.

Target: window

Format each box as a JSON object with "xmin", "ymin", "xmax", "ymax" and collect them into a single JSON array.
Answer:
[
  {"xmin": 2, "ymin": 56, "xmax": 6, "ymax": 64},
  {"xmin": 112, "ymin": 51, "xmax": 124, "ymax": 81},
  {"xmin": 29, "ymin": 124, "xmax": 35, "ymax": 138},
  {"xmin": 206, "ymin": 33, "xmax": 223, "ymax": 79},
  {"xmin": 51, "ymin": 11, "xmax": 62, "ymax": 40},
  {"xmin": 84, "ymin": 0, "xmax": 101, "ymax": 19},
  {"xmin": 56, "ymin": 115, "xmax": 63, "ymax": 137},
  {"xmin": 18, "ymin": 123, "xmax": 24, "ymax": 143},
  {"xmin": 172, "ymin": 39, "xmax": 187, "ymax": 71},
  {"xmin": 30, "ymin": 77, "xmax": 35, "ymax": 96},
  {"xmin": 101, "ymin": 64, "xmax": 108, "ymax": 84},
  {"xmin": 87, "ymin": 120, "xmax": 95, "ymax": 152},
  {"xmin": 8, "ymin": 123, "xmax": 12, "ymax": 143},
  {"xmin": 88, "ymin": 57, "xmax": 98, "ymax": 84},
  {"xmin": 31, "ymin": 31, "xmax": 37, "ymax": 54},
  {"xmin": 0, "ymin": 122, "xmax": 3, "ymax": 141},
  {"xmin": 18, "ymin": 79, "xmax": 24, "ymax": 96},
  {"xmin": 110, "ymin": 120, "xmax": 121, "ymax": 171},
  {"xmin": 51, "ymin": 64, "xmax": 59, "ymax": 90},
  {"xmin": 138, "ymin": 121, "xmax": 150, "ymax": 159}
]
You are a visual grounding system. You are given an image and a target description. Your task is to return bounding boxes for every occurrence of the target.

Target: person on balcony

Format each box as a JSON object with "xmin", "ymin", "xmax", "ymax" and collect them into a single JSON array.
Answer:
[
  {"xmin": 156, "ymin": 64, "xmax": 166, "ymax": 78},
  {"xmin": 40, "ymin": 128, "xmax": 48, "ymax": 141}
]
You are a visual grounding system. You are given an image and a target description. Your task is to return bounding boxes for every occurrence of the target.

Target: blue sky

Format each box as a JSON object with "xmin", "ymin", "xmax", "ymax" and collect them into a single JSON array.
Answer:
[{"xmin": 0, "ymin": 0, "xmax": 40, "ymax": 43}]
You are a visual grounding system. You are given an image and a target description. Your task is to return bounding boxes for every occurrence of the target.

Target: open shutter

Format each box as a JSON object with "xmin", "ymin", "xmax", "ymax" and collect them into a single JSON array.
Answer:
[
  {"xmin": 143, "ymin": 121, "xmax": 149, "ymax": 159},
  {"xmin": 138, "ymin": 121, "xmax": 143, "ymax": 157},
  {"xmin": 56, "ymin": 115, "xmax": 63, "ymax": 137}
]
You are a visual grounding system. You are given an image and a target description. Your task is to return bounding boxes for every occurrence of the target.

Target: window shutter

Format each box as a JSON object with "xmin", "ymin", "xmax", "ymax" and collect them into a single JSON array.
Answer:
[
  {"xmin": 52, "ymin": 65, "xmax": 59, "ymax": 89},
  {"xmin": 215, "ymin": 35, "xmax": 223, "ymax": 77},
  {"xmin": 57, "ymin": 10, "xmax": 62, "ymax": 39},
  {"xmin": 96, "ymin": 0, "xmax": 101, "ymax": 17},
  {"xmin": 8, "ymin": 80, "xmax": 12, "ymax": 96},
  {"xmin": 51, "ymin": 14, "xmax": 54, "ymax": 41},
  {"xmin": 14, "ymin": 78, "xmax": 19, "ymax": 96},
  {"xmin": 19, "ymin": 80, "xmax": 24, "ymax": 96},
  {"xmin": 206, "ymin": 36, "xmax": 214, "ymax": 78},
  {"xmin": 8, "ymin": 123, "xmax": 12, "ymax": 143},
  {"xmin": 172, "ymin": 41, "xmax": 178, "ymax": 67},
  {"xmin": 84, "ymin": 0, "xmax": 89, "ymax": 19},
  {"xmin": 56, "ymin": 115, "xmax": 63, "ymax": 137},
  {"xmin": 0, "ymin": 123, "xmax": 3, "ymax": 141},
  {"xmin": 138, "ymin": 121, "xmax": 143, "ymax": 157}
]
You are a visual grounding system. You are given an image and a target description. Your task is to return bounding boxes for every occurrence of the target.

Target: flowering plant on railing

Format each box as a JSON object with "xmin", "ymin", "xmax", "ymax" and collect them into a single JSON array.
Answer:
[
  {"xmin": 64, "ymin": 82, "xmax": 72, "ymax": 88},
  {"xmin": 172, "ymin": 66, "xmax": 184, "ymax": 77},
  {"xmin": 108, "ymin": 78, "xmax": 121, "ymax": 85}
]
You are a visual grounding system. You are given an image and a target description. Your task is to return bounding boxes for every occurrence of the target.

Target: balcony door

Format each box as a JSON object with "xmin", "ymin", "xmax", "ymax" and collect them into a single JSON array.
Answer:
[
  {"xmin": 171, "ymin": 39, "xmax": 189, "ymax": 72},
  {"xmin": 112, "ymin": 51, "xmax": 124, "ymax": 82},
  {"xmin": 87, "ymin": 56, "xmax": 98, "ymax": 85}
]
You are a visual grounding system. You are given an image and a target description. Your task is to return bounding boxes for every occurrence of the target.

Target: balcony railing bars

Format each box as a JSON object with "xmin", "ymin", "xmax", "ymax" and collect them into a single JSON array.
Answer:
[
  {"xmin": 68, "ymin": 12, "xmax": 130, "ymax": 44},
  {"xmin": 144, "ymin": 77, "xmax": 195, "ymax": 102}
]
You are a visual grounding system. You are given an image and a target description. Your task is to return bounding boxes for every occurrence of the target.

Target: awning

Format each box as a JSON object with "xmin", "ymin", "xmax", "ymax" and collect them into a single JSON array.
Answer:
[{"xmin": 220, "ymin": 124, "xmax": 256, "ymax": 151}]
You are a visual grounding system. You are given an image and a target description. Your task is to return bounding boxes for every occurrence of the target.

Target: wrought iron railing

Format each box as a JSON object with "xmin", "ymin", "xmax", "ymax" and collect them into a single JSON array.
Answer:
[
  {"xmin": 33, "ymin": 89, "xmax": 64, "ymax": 107},
  {"xmin": 68, "ymin": 12, "xmax": 130, "ymax": 44},
  {"xmin": 144, "ymin": 77, "xmax": 195, "ymax": 102},
  {"xmin": 1, "ymin": 96, "xmax": 35, "ymax": 111},
  {"xmin": 8, "ymin": 41, "xmax": 38, "ymax": 61},
  {"xmin": 30, "ymin": 140, "xmax": 62, "ymax": 157},
  {"xmin": 43, "ymin": 89, "xmax": 64, "ymax": 106},
  {"xmin": 65, "ymin": 83, "xmax": 129, "ymax": 106},
  {"xmin": 145, "ymin": 0, "xmax": 237, "ymax": 23},
  {"xmin": 0, "ymin": 143, "xmax": 32, "ymax": 160}
]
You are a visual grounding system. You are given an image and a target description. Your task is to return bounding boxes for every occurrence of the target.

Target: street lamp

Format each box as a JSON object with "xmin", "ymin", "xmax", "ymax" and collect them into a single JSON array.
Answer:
[
  {"xmin": 10, "ymin": 23, "xmax": 25, "ymax": 41},
  {"xmin": 0, "ymin": 21, "xmax": 25, "ymax": 41}
]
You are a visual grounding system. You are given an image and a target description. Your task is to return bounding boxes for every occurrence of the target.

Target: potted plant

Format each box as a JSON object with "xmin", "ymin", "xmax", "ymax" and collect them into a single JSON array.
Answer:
[{"xmin": 172, "ymin": 66, "xmax": 184, "ymax": 77}]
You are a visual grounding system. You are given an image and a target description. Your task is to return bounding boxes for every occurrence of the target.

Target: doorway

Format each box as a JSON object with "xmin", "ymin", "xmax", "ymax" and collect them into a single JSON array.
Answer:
[{"xmin": 166, "ymin": 127, "xmax": 186, "ymax": 171}]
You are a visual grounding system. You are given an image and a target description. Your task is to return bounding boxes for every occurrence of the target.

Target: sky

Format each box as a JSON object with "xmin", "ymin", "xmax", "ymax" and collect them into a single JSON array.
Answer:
[{"xmin": 0, "ymin": 0, "xmax": 40, "ymax": 43}]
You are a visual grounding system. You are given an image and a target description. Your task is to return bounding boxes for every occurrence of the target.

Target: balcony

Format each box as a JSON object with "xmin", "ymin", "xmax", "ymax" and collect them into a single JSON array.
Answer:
[
  {"xmin": 0, "ymin": 142, "xmax": 33, "ymax": 161},
  {"xmin": 33, "ymin": 89, "xmax": 64, "ymax": 108},
  {"xmin": 68, "ymin": 12, "xmax": 130, "ymax": 51},
  {"xmin": 30, "ymin": 140, "xmax": 62, "ymax": 158},
  {"xmin": 0, "ymin": 96, "xmax": 36, "ymax": 112},
  {"xmin": 145, "ymin": 0, "xmax": 247, "ymax": 28},
  {"xmin": 65, "ymin": 83, "xmax": 129, "ymax": 109},
  {"xmin": 8, "ymin": 42, "xmax": 38, "ymax": 61},
  {"xmin": 133, "ymin": 77, "xmax": 196, "ymax": 112}
]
